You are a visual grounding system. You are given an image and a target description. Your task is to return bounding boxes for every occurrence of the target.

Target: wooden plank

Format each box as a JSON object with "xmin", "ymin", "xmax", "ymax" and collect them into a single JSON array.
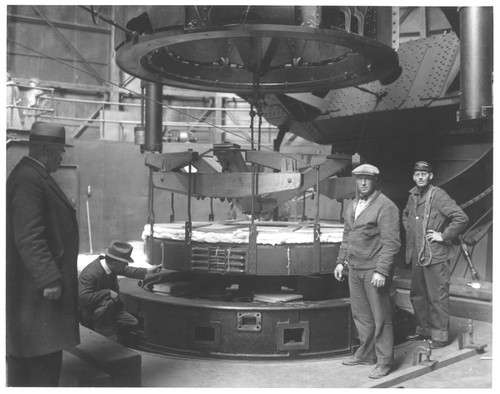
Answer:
[
  {"xmin": 60, "ymin": 351, "xmax": 111, "ymax": 387},
  {"xmin": 245, "ymin": 150, "xmax": 327, "ymax": 170},
  {"xmin": 245, "ymin": 150, "xmax": 298, "ymax": 171},
  {"xmin": 213, "ymin": 148, "xmax": 249, "ymax": 172},
  {"xmin": 68, "ymin": 325, "xmax": 142, "ymax": 387},
  {"xmin": 145, "ymin": 151, "xmax": 199, "ymax": 171},
  {"xmin": 153, "ymin": 172, "xmax": 302, "ymax": 198},
  {"xmin": 362, "ymin": 348, "xmax": 482, "ymax": 388},
  {"xmin": 237, "ymin": 156, "xmax": 349, "ymax": 213}
]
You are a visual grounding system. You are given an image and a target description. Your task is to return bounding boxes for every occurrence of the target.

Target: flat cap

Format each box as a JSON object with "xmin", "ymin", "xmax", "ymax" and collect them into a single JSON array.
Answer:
[
  {"xmin": 414, "ymin": 161, "xmax": 432, "ymax": 173},
  {"xmin": 352, "ymin": 164, "xmax": 380, "ymax": 176}
]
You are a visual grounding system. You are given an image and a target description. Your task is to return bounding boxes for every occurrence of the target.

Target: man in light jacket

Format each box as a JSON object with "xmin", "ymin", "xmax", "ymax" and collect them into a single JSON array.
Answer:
[{"xmin": 334, "ymin": 164, "xmax": 401, "ymax": 379}]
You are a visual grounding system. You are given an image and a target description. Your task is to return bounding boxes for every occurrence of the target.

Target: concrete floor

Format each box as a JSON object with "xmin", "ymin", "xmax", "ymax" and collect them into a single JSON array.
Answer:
[
  {"xmin": 77, "ymin": 248, "xmax": 493, "ymax": 389},
  {"xmin": 137, "ymin": 316, "xmax": 492, "ymax": 388}
]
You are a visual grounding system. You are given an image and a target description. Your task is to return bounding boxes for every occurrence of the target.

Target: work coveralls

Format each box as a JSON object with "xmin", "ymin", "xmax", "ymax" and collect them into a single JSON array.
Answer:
[
  {"xmin": 337, "ymin": 189, "xmax": 401, "ymax": 366},
  {"xmin": 402, "ymin": 185, "xmax": 469, "ymax": 343}
]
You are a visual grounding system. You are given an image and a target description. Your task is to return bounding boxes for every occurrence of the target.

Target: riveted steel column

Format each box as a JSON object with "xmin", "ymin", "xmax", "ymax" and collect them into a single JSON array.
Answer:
[
  {"xmin": 458, "ymin": 7, "xmax": 493, "ymax": 122},
  {"xmin": 144, "ymin": 82, "xmax": 163, "ymax": 152}
]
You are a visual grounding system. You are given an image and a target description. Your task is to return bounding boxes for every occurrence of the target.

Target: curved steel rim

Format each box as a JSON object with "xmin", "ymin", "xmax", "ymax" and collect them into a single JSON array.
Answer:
[{"xmin": 116, "ymin": 24, "xmax": 399, "ymax": 94}]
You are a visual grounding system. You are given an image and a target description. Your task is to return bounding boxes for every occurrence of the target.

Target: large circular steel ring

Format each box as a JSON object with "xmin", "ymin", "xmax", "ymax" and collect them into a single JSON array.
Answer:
[{"xmin": 116, "ymin": 24, "xmax": 399, "ymax": 94}]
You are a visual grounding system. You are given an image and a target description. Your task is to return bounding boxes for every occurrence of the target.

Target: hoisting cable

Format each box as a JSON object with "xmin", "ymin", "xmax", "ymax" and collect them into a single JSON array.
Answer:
[
  {"xmin": 80, "ymin": 6, "xmax": 137, "ymax": 37},
  {"xmin": 147, "ymin": 166, "xmax": 156, "ymax": 257},
  {"xmin": 249, "ymin": 103, "xmax": 255, "ymax": 151},
  {"xmin": 312, "ymin": 165, "xmax": 322, "ymax": 272},
  {"xmin": 417, "ymin": 185, "xmax": 438, "ymax": 266},
  {"xmin": 8, "ymin": 39, "xmax": 317, "ymax": 171},
  {"xmin": 170, "ymin": 192, "xmax": 175, "ymax": 223},
  {"xmin": 209, "ymin": 198, "xmax": 215, "ymax": 221},
  {"xmin": 185, "ymin": 162, "xmax": 193, "ymax": 247}
]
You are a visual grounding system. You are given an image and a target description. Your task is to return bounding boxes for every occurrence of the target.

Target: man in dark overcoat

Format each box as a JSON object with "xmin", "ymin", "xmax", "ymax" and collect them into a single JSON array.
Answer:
[{"xmin": 6, "ymin": 122, "xmax": 80, "ymax": 386}]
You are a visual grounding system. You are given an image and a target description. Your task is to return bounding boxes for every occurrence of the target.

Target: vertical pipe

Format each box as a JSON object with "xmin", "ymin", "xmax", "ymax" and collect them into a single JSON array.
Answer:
[
  {"xmin": 299, "ymin": 6, "xmax": 321, "ymax": 27},
  {"xmin": 458, "ymin": 7, "xmax": 493, "ymax": 122},
  {"xmin": 144, "ymin": 82, "xmax": 163, "ymax": 152}
]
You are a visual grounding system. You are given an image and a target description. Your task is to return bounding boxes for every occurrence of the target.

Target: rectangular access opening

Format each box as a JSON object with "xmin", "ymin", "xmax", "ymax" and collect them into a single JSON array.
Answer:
[
  {"xmin": 241, "ymin": 315, "xmax": 257, "ymax": 326},
  {"xmin": 194, "ymin": 326, "xmax": 216, "ymax": 342},
  {"xmin": 283, "ymin": 327, "xmax": 305, "ymax": 344},
  {"xmin": 277, "ymin": 321, "xmax": 310, "ymax": 351}
]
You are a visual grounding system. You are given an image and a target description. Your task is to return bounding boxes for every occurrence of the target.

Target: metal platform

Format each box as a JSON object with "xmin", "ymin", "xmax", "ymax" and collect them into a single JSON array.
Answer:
[{"xmin": 120, "ymin": 276, "xmax": 357, "ymax": 359}]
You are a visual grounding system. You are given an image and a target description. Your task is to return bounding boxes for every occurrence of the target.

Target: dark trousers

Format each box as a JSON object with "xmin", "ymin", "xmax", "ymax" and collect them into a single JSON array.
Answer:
[
  {"xmin": 410, "ymin": 259, "xmax": 450, "ymax": 342},
  {"xmin": 83, "ymin": 298, "xmax": 138, "ymax": 338},
  {"xmin": 349, "ymin": 268, "xmax": 394, "ymax": 365},
  {"xmin": 7, "ymin": 351, "xmax": 63, "ymax": 387}
]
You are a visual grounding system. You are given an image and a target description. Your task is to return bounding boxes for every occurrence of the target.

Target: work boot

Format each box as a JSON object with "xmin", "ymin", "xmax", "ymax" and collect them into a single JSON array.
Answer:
[
  {"xmin": 342, "ymin": 356, "xmax": 376, "ymax": 366},
  {"xmin": 405, "ymin": 332, "xmax": 430, "ymax": 341},
  {"xmin": 369, "ymin": 364, "xmax": 392, "ymax": 379},
  {"xmin": 430, "ymin": 340, "xmax": 447, "ymax": 349}
]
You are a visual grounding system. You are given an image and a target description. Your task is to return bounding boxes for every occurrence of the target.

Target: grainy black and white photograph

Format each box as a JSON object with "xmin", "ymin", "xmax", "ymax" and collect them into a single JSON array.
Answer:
[{"xmin": 4, "ymin": 3, "xmax": 495, "ymax": 389}]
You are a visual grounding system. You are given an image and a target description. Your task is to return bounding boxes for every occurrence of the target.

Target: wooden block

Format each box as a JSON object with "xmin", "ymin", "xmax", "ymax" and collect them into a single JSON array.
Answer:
[
  {"xmin": 60, "ymin": 351, "xmax": 111, "ymax": 387},
  {"xmin": 68, "ymin": 325, "xmax": 142, "ymax": 387},
  {"xmin": 153, "ymin": 281, "xmax": 199, "ymax": 295}
]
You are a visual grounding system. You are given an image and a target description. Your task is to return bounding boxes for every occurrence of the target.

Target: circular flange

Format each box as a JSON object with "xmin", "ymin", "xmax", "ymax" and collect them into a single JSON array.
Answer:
[
  {"xmin": 116, "ymin": 24, "xmax": 399, "ymax": 94},
  {"xmin": 120, "ymin": 277, "xmax": 355, "ymax": 359}
]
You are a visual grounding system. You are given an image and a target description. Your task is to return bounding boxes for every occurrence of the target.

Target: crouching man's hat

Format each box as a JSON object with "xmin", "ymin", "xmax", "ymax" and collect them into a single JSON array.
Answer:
[
  {"xmin": 104, "ymin": 240, "xmax": 134, "ymax": 264},
  {"xmin": 414, "ymin": 161, "xmax": 432, "ymax": 173},
  {"xmin": 29, "ymin": 121, "xmax": 73, "ymax": 147},
  {"xmin": 352, "ymin": 164, "xmax": 380, "ymax": 176}
]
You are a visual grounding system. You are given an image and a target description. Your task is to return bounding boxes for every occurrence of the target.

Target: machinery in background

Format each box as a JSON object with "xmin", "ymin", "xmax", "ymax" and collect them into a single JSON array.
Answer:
[{"xmin": 106, "ymin": 6, "xmax": 491, "ymax": 358}]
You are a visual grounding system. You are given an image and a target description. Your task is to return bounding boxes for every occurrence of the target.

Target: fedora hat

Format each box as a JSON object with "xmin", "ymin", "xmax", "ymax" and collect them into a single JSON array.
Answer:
[
  {"xmin": 104, "ymin": 240, "xmax": 134, "ymax": 264},
  {"xmin": 29, "ymin": 121, "xmax": 73, "ymax": 147}
]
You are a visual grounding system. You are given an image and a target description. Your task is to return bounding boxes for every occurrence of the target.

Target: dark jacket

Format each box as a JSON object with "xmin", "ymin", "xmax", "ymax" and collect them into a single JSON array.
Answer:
[
  {"xmin": 6, "ymin": 156, "xmax": 80, "ymax": 357},
  {"xmin": 336, "ymin": 189, "xmax": 401, "ymax": 277},
  {"xmin": 402, "ymin": 185, "xmax": 469, "ymax": 265},
  {"xmin": 78, "ymin": 257, "xmax": 147, "ymax": 318}
]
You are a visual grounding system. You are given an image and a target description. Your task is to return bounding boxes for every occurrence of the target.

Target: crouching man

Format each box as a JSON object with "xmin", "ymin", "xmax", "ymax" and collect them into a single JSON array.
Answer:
[{"xmin": 78, "ymin": 240, "xmax": 160, "ymax": 342}]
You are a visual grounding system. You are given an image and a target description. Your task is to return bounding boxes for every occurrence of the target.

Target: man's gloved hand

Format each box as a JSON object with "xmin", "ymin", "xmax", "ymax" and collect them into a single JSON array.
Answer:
[{"xmin": 43, "ymin": 280, "xmax": 62, "ymax": 300}]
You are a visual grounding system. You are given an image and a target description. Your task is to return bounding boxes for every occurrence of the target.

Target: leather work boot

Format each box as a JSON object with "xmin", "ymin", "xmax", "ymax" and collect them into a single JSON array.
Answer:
[
  {"xmin": 369, "ymin": 364, "xmax": 392, "ymax": 379},
  {"xmin": 430, "ymin": 340, "xmax": 447, "ymax": 349},
  {"xmin": 405, "ymin": 332, "xmax": 430, "ymax": 341},
  {"xmin": 342, "ymin": 356, "xmax": 377, "ymax": 366}
]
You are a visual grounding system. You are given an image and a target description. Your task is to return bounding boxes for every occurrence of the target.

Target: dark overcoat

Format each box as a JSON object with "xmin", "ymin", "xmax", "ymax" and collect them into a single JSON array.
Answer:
[{"xmin": 6, "ymin": 156, "xmax": 80, "ymax": 357}]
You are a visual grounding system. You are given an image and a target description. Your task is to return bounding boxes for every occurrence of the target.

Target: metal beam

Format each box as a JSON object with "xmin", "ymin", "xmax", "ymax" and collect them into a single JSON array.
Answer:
[{"xmin": 152, "ymin": 172, "xmax": 303, "ymax": 198}]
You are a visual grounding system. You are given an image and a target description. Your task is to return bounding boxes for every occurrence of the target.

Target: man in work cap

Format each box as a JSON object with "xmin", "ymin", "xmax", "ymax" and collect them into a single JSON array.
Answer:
[
  {"xmin": 6, "ymin": 122, "xmax": 79, "ymax": 386},
  {"xmin": 403, "ymin": 161, "xmax": 468, "ymax": 348},
  {"xmin": 334, "ymin": 163, "xmax": 401, "ymax": 379}
]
